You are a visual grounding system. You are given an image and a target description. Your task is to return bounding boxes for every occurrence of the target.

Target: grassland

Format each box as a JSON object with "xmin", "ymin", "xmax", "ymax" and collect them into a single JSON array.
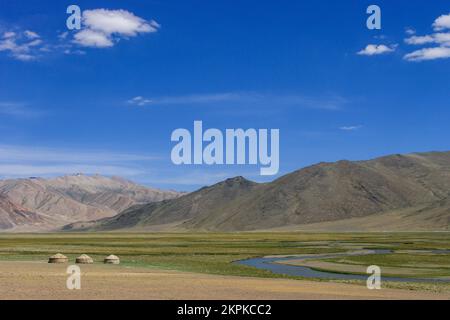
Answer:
[
  {"xmin": 321, "ymin": 252, "xmax": 450, "ymax": 277},
  {"xmin": 0, "ymin": 232, "xmax": 448, "ymax": 292}
]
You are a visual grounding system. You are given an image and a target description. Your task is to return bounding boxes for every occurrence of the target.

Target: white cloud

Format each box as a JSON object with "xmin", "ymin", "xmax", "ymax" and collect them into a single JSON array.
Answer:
[
  {"xmin": 357, "ymin": 44, "xmax": 396, "ymax": 56},
  {"xmin": 127, "ymin": 96, "xmax": 152, "ymax": 106},
  {"xmin": 12, "ymin": 53, "xmax": 36, "ymax": 61},
  {"xmin": 83, "ymin": 9, "xmax": 158, "ymax": 36},
  {"xmin": 404, "ymin": 47, "xmax": 450, "ymax": 61},
  {"xmin": 404, "ymin": 12, "xmax": 450, "ymax": 61},
  {"xmin": 0, "ymin": 29, "xmax": 45, "ymax": 61},
  {"xmin": 433, "ymin": 33, "xmax": 450, "ymax": 46},
  {"xmin": 339, "ymin": 125, "xmax": 362, "ymax": 131},
  {"xmin": 39, "ymin": 46, "xmax": 52, "ymax": 52},
  {"xmin": 2, "ymin": 31, "xmax": 16, "ymax": 38},
  {"xmin": 73, "ymin": 29, "xmax": 113, "ymax": 48},
  {"xmin": 0, "ymin": 9, "xmax": 159, "ymax": 59},
  {"xmin": 404, "ymin": 35, "xmax": 435, "ymax": 45},
  {"xmin": 128, "ymin": 92, "xmax": 348, "ymax": 111},
  {"xmin": 73, "ymin": 9, "xmax": 160, "ymax": 48},
  {"xmin": 433, "ymin": 13, "xmax": 450, "ymax": 31},
  {"xmin": 405, "ymin": 33, "xmax": 450, "ymax": 46},
  {"xmin": 58, "ymin": 31, "xmax": 68, "ymax": 40},
  {"xmin": 27, "ymin": 39, "xmax": 43, "ymax": 47},
  {"xmin": 24, "ymin": 30, "xmax": 40, "ymax": 39},
  {"xmin": 0, "ymin": 38, "xmax": 18, "ymax": 51},
  {"xmin": 63, "ymin": 48, "xmax": 86, "ymax": 55},
  {"xmin": 405, "ymin": 27, "xmax": 416, "ymax": 35}
]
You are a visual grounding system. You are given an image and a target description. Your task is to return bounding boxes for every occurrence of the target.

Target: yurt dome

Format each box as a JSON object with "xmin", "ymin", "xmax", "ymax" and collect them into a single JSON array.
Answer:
[
  {"xmin": 76, "ymin": 254, "xmax": 93, "ymax": 264},
  {"xmin": 48, "ymin": 253, "xmax": 68, "ymax": 263},
  {"xmin": 104, "ymin": 254, "xmax": 120, "ymax": 264}
]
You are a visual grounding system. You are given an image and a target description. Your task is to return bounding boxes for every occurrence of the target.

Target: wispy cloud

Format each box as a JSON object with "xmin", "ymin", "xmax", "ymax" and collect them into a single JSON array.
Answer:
[
  {"xmin": 0, "ymin": 144, "xmax": 159, "ymax": 179},
  {"xmin": 0, "ymin": 102, "xmax": 41, "ymax": 117},
  {"xmin": 0, "ymin": 145, "xmax": 157, "ymax": 163},
  {"xmin": 0, "ymin": 164, "xmax": 142, "ymax": 177},
  {"xmin": 339, "ymin": 125, "xmax": 362, "ymax": 131},
  {"xmin": 127, "ymin": 96, "xmax": 152, "ymax": 106},
  {"xmin": 404, "ymin": 12, "xmax": 450, "ymax": 61},
  {"xmin": 0, "ymin": 30, "xmax": 44, "ymax": 61},
  {"xmin": 357, "ymin": 44, "xmax": 396, "ymax": 56},
  {"xmin": 405, "ymin": 27, "xmax": 416, "ymax": 35},
  {"xmin": 2, "ymin": 31, "xmax": 16, "ymax": 39},
  {"xmin": 143, "ymin": 168, "xmax": 266, "ymax": 187},
  {"xmin": 145, "ymin": 171, "xmax": 232, "ymax": 186},
  {"xmin": 0, "ymin": 144, "xmax": 266, "ymax": 189},
  {"xmin": 127, "ymin": 92, "xmax": 348, "ymax": 111},
  {"xmin": 24, "ymin": 30, "xmax": 40, "ymax": 39},
  {"xmin": 152, "ymin": 93, "xmax": 245, "ymax": 105},
  {"xmin": 63, "ymin": 48, "xmax": 86, "ymax": 55},
  {"xmin": 58, "ymin": 31, "xmax": 69, "ymax": 40},
  {"xmin": 405, "ymin": 33, "xmax": 450, "ymax": 46}
]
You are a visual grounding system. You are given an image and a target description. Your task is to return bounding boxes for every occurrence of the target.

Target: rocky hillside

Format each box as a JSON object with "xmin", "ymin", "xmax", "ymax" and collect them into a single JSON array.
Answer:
[
  {"xmin": 65, "ymin": 151, "xmax": 450, "ymax": 232},
  {"xmin": 0, "ymin": 174, "xmax": 181, "ymax": 231}
]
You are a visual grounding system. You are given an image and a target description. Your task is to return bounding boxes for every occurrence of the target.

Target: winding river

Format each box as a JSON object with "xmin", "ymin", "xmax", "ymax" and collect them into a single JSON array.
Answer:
[{"xmin": 235, "ymin": 249, "xmax": 450, "ymax": 283}]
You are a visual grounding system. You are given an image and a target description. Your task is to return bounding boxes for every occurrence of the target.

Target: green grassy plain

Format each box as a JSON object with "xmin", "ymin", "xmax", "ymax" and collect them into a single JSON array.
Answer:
[{"xmin": 0, "ymin": 232, "xmax": 448, "ymax": 291}]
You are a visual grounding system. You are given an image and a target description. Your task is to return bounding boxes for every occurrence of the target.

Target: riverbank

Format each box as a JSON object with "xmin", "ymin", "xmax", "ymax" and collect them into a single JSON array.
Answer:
[{"xmin": 236, "ymin": 249, "xmax": 450, "ymax": 283}]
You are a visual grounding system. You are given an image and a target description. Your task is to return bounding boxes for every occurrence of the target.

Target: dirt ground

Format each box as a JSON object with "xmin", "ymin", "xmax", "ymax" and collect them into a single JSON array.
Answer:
[{"xmin": 0, "ymin": 261, "xmax": 448, "ymax": 300}]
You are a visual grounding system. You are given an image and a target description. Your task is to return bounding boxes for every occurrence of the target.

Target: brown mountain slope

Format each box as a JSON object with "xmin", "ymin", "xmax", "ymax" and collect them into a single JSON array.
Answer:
[
  {"xmin": 0, "ymin": 174, "xmax": 182, "ymax": 231},
  {"xmin": 0, "ymin": 195, "xmax": 56, "ymax": 230},
  {"xmin": 65, "ymin": 151, "xmax": 450, "ymax": 232},
  {"xmin": 66, "ymin": 176, "xmax": 258, "ymax": 231},
  {"xmin": 269, "ymin": 199, "xmax": 450, "ymax": 232}
]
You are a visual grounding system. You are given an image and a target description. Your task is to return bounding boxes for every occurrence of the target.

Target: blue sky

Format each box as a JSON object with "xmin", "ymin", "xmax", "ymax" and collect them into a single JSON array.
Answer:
[{"xmin": 0, "ymin": 0, "xmax": 450, "ymax": 190}]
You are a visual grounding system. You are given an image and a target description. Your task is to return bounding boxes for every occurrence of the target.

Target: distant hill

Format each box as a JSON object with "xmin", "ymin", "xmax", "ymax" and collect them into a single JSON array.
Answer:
[
  {"xmin": 64, "ymin": 151, "xmax": 450, "ymax": 232},
  {"xmin": 0, "ymin": 174, "xmax": 182, "ymax": 231}
]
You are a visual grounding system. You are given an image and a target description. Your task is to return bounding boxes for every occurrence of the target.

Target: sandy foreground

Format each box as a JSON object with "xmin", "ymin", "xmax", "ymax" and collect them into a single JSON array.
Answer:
[{"xmin": 0, "ymin": 261, "xmax": 448, "ymax": 300}]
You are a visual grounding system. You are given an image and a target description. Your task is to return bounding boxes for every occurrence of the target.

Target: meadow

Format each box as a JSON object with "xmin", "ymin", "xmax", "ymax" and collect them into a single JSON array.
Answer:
[{"xmin": 0, "ymin": 232, "xmax": 448, "ymax": 292}]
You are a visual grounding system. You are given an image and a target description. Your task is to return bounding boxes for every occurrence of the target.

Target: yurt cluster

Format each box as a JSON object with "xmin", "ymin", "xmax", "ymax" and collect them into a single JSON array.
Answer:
[{"xmin": 48, "ymin": 253, "xmax": 120, "ymax": 264}]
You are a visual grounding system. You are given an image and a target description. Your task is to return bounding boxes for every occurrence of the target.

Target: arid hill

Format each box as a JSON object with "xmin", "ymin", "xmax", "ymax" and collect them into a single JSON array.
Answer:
[
  {"xmin": 0, "ymin": 174, "xmax": 181, "ymax": 231},
  {"xmin": 65, "ymin": 151, "xmax": 450, "ymax": 232}
]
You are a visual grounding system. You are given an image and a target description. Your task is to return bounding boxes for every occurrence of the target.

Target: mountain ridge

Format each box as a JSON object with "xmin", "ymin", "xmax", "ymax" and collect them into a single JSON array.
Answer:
[
  {"xmin": 0, "ymin": 174, "xmax": 182, "ymax": 231},
  {"xmin": 64, "ymin": 150, "xmax": 450, "ymax": 232}
]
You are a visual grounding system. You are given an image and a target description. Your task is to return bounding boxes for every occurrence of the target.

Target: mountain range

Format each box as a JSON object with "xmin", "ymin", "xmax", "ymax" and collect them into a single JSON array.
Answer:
[
  {"xmin": 0, "ymin": 174, "xmax": 181, "ymax": 231},
  {"xmin": 63, "ymin": 151, "xmax": 450, "ymax": 232}
]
